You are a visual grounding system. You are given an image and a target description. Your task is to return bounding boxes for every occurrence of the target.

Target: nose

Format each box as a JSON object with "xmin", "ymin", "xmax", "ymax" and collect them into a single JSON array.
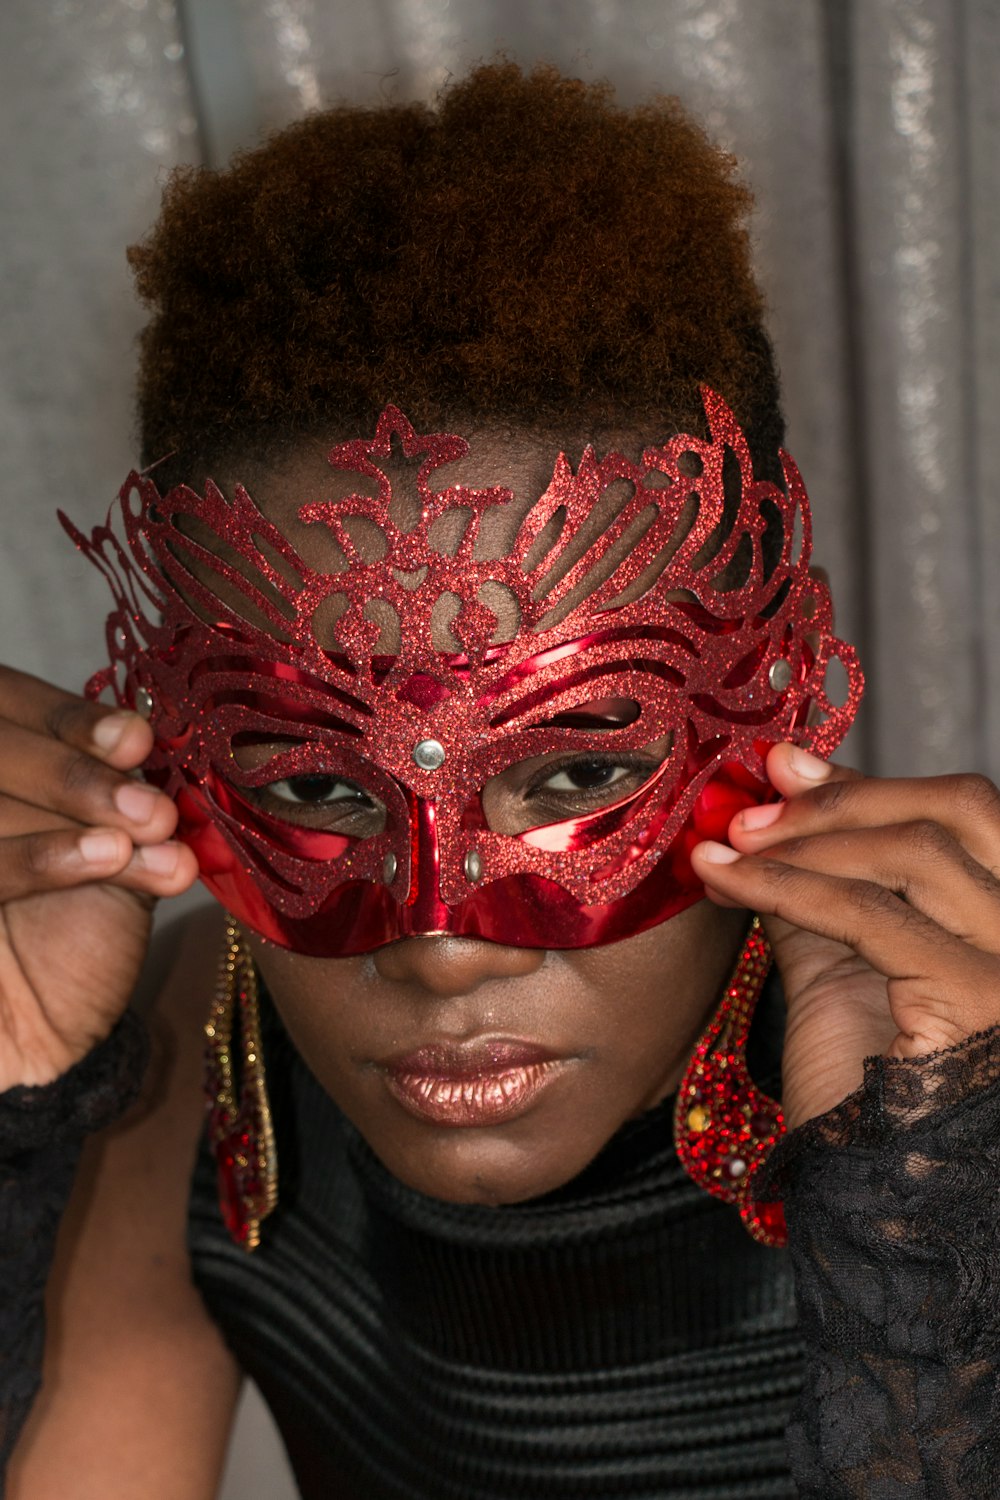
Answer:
[{"xmin": 372, "ymin": 935, "xmax": 545, "ymax": 997}]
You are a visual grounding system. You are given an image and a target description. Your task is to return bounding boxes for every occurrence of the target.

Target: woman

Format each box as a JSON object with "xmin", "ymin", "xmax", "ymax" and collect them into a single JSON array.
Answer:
[{"xmin": 2, "ymin": 62, "xmax": 999, "ymax": 1497}]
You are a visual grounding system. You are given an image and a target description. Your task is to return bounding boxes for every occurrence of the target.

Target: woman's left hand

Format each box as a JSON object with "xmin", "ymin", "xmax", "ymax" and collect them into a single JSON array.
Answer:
[{"xmin": 689, "ymin": 745, "xmax": 1000, "ymax": 1129}]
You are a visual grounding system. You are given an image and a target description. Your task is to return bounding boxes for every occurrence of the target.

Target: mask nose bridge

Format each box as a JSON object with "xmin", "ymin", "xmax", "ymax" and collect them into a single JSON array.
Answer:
[{"xmin": 401, "ymin": 790, "xmax": 451, "ymax": 934}]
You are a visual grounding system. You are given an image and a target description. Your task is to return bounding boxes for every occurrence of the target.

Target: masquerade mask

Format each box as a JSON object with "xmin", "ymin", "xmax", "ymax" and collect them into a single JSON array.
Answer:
[{"xmin": 63, "ymin": 390, "xmax": 862, "ymax": 955}]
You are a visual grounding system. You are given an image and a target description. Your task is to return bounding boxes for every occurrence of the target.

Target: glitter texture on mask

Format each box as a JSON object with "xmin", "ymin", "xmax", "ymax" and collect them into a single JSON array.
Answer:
[{"xmin": 61, "ymin": 390, "xmax": 863, "ymax": 955}]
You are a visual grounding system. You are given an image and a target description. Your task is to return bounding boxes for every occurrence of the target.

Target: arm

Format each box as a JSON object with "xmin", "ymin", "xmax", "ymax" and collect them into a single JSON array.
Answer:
[
  {"xmin": 6, "ymin": 906, "xmax": 241, "ymax": 1500},
  {"xmin": 690, "ymin": 747, "xmax": 1000, "ymax": 1499},
  {"xmin": 768, "ymin": 1028, "xmax": 1000, "ymax": 1497},
  {"xmin": 0, "ymin": 1014, "xmax": 148, "ymax": 1470},
  {"xmin": 0, "ymin": 664, "xmax": 200, "ymax": 1488}
]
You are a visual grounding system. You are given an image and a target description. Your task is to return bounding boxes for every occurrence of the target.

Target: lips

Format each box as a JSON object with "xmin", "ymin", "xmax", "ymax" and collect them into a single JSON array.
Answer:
[{"xmin": 379, "ymin": 1039, "xmax": 566, "ymax": 1126}]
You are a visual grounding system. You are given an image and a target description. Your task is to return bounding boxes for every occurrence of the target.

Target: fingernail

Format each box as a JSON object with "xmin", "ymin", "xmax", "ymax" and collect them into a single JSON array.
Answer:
[
  {"xmin": 697, "ymin": 840, "xmax": 742, "ymax": 865},
  {"xmin": 78, "ymin": 831, "xmax": 124, "ymax": 865},
  {"xmin": 114, "ymin": 781, "xmax": 162, "ymax": 825},
  {"xmin": 133, "ymin": 842, "xmax": 181, "ymax": 876},
  {"xmin": 92, "ymin": 712, "xmax": 139, "ymax": 753},
  {"xmin": 788, "ymin": 746, "xmax": 832, "ymax": 782},
  {"xmin": 739, "ymin": 801, "xmax": 785, "ymax": 831}
]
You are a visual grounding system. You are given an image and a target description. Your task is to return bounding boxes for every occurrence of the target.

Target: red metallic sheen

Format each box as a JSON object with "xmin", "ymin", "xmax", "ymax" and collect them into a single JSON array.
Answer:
[{"xmin": 62, "ymin": 391, "xmax": 863, "ymax": 955}]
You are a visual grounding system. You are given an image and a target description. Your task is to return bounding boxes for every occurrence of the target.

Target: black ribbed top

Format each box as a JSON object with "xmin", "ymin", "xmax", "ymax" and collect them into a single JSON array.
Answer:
[{"xmin": 188, "ymin": 987, "xmax": 803, "ymax": 1498}]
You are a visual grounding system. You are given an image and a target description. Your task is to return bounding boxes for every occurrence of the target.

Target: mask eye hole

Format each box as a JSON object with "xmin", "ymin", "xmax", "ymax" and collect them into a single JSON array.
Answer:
[
  {"xmin": 540, "ymin": 696, "xmax": 641, "ymax": 731},
  {"xmin": 248, "ymin": 780, "xmax": 389, "ymax": 840},
  {"xmin": 481, "ymin": 697, "xmax": 672, "ymax": 836},
  {"xmin": 242, "ymin": 771, "xmax": 389, "ymax": 837},
  {"xmin": 228, "ymin": 739, "xmax": 389, "ymax": 837}
]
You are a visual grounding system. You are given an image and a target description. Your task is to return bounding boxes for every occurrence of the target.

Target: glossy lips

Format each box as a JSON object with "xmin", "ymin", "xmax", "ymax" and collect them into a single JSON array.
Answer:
[{"xmin": 380, "ymin": 1040, "xmax": 565, "ymax": 1126}]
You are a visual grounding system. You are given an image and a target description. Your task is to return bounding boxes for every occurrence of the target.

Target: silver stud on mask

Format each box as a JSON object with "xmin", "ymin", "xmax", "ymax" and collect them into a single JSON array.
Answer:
[{"xmin": 412, "ymin": 738, "xmax": 446, "ymax": 771}]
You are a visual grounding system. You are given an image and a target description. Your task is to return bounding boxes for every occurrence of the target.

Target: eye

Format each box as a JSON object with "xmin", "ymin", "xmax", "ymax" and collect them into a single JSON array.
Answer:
[
  {"xmin": 540, "ymin": 760, "xmax": 632, "ymax": 793},
  {"xmin": 265, "ymin": 774, "xmax": 373, "ymax": 807},
  {"xmin": 243, "ymin": 771, "xmax": 388, "ymax": 837},
  {"xmin": 526, "ymin": 751, "xmax": 661, "ymax": 802},
  {"xmin": 480, "ymin": 737, "xmax": 673, "ymax": 838},
  {"xmin": 522, "ymin": 751, "xmax": 663, "ymax": 811}
]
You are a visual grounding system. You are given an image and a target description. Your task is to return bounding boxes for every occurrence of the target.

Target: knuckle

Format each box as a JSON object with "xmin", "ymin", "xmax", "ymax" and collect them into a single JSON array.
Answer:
[
  {"xmin": 806, "ymin": 778, "xmax": 854, "ymax": 818},
  {"xmin": 44, "ymin": 698, "xmax": 90, "ymax": 744},
  {"xmin": 17, "ymin": 833, "xmax": 61, "ymax": 883},
  {"xmin": 60, "ymin": 750, "xmax": 105, "ymax": 801},
  {"xmin": 971, "ymin": 859, "xmax": 1000, "ymax": 899},
  {"xmin": 949, "ymin": 773, "xmax": 1000, "ymax": 823},
  {"xmin": 771, "ymin": 835, "xmax": 808, "ymax": 861},
  {"xmin": 846, "ymin": 877, "xmax": 901, "ymax": 921},
  {"xmin": 757, "ymin": 858, "xmax": 801, "ymax": 892},
  {"xmin": 902, "ymin": 818, "xmax": 952, "ymax": 860}
]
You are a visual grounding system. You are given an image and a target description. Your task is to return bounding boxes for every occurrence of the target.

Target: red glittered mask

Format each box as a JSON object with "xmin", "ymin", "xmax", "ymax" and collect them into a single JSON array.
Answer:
[{"xmin": 63, "ymin": 390, "xmax": 862, "ymax": 955}]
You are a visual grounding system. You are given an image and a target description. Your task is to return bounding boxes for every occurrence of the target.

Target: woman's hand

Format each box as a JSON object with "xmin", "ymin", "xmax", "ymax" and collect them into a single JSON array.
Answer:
[
  {"xmin": 0, "ymin": 667, "xmax": 198, "ymax": 1089},
  {"xmin": 689, "ymin": 745, "xmax": 1000, "ymax": 1129}
]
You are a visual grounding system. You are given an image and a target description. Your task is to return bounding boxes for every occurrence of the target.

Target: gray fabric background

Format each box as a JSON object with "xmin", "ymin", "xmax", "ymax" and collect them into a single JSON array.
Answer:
[{"xmin": 2, "ymin": 2, "xmax": 997, "ymax": 1494}]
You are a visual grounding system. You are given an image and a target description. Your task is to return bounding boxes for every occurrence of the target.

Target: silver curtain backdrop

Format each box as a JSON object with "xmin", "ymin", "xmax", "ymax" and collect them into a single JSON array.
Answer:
[{"xmin": 1, "ymin": 2, "xmax": 997, "ymax": 1495}]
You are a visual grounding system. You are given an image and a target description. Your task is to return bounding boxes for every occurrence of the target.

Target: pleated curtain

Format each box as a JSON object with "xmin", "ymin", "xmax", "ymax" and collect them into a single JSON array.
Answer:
[{"xmin": 2, "ymin": 3, "xmax": 997, "ymax": 1492}]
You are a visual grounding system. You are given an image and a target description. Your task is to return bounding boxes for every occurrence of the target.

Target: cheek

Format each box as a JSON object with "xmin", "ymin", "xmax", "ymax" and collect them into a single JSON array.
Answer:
[
  {"xmin": 569, "ymin": 903, "xmax": 749, "ymax": 1093},
  {"xmin": 248, "ymin": 945, "xmax": 368, "ymax": 1096}
]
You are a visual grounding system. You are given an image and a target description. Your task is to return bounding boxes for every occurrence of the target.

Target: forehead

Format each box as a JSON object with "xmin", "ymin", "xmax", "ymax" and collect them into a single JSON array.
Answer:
[
  {"xmin": 184, "ymin": 421, "xmax": 694, "ymax": 654},
  {"xmin": 219, "ymin": 423, "xmax": 661, "ymax": 572}
]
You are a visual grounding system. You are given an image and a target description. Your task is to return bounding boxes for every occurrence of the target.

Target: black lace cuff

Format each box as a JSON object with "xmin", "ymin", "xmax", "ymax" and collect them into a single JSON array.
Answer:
[
  {"xmin": 0, "ymin": 1013, "xmax": 149, "ymax": 1473},
  {"xmin": 0, "ymin": 1010, "xmax": 149, "ymax": 1158},
  {"xmin": 762, "ymin": 1028, "xmax": 1000, "ymax": 1497}
]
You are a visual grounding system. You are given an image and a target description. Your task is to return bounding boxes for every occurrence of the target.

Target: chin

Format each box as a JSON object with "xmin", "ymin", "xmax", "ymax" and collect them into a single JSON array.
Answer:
[{"xmin": 365, "ymin": 1114, "xmax": 606, "ymax": 1207}]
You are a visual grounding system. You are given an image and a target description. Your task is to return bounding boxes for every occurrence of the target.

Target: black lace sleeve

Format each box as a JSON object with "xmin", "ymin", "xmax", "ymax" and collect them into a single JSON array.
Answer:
[
  {"xmin": 759, "ymin": 1028, "xmax": 1000, "ymax": 1498},
  {"xmin": 0, "ymin": 1013, "xmax": 148, "ymax": 1474}
]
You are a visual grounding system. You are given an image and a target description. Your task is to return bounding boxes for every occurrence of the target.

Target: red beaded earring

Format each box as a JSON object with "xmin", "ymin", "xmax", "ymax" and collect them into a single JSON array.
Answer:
[
  {"xmin": 673, "ymin": 917, "xmax": 787, "ymax": 1247},
  {"xmin": 204, "ymin": 919, "xmax": 279, "ymax": 1251}
]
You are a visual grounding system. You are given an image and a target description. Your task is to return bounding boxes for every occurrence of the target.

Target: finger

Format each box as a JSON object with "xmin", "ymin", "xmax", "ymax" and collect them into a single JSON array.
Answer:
[
  {"xmin": 0, "ymin": 717, "xmax": 176, "ymax": 846},
  {"xmin": 765, "ymin": 742, "xmax": 862, "ymax": 797},
  {"xmin": 0, "ymin": 666, "xmax": 153, "ymax": 770},
  {"xmin": 0, "ymin": 789, "xmax": 79, "ymax": 839},
  {"xmin": 727, "ymin": 821, "xmax": 1000, "ymax": 955},
  {"xmin": 0, "ymin": 790, "xmax": 197, "ymax": 900},
  {"xmin": 690, "ymin": 841, "xmax": 1000, "ymax": 1040},
  {"xmin": 120, "ymin": 838, "xmax": 201, "ymax": 898},
  {"xmin": 738, "ymin": 750, "xmax": 1000, "ymax": 876},
  {"xmin": 0, "ymin": 826, "xmax": 134, "ymax": 903},
  {"xmin": 0, "ymin": 829, "xmax": 198, "ymax": 904}
]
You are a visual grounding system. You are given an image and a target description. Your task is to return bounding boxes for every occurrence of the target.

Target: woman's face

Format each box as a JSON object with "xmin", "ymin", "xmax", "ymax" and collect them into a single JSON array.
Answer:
[
  {"xmin": 220, "ymin": 428, "xmax": 747, "ymax": 1204},
  {"xmin": 248, "ymin": 897, "xmax": 745, "ymax": 1205}
]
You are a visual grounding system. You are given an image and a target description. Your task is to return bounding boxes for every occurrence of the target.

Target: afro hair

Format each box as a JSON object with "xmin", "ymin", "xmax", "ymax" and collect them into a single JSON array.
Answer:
[{"xmin": 129, "ymin": 61, "xmax": 783, "ymax": 478}]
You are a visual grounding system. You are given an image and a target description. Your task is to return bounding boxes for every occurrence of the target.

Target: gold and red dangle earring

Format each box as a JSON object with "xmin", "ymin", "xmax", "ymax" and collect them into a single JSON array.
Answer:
[
  {"xmin": 673, "ymin": 917, "xmax": 787, "ymax": 1247},
  {"xmin": 204, "ymin": 918, "xmax": 279, "ymax": 1251}
]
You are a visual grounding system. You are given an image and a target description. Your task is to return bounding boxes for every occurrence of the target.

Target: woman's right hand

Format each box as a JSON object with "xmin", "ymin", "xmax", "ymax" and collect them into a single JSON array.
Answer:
[{"xmin": 0, "ymin": 667, "xmax": 199, "ymax": 1090}]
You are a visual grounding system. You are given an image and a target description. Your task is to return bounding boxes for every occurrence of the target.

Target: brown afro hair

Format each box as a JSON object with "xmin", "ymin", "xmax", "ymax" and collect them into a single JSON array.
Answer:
[{"xmin": 129, "ymin": 61, "xmax": 783, "ymax": 478}]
